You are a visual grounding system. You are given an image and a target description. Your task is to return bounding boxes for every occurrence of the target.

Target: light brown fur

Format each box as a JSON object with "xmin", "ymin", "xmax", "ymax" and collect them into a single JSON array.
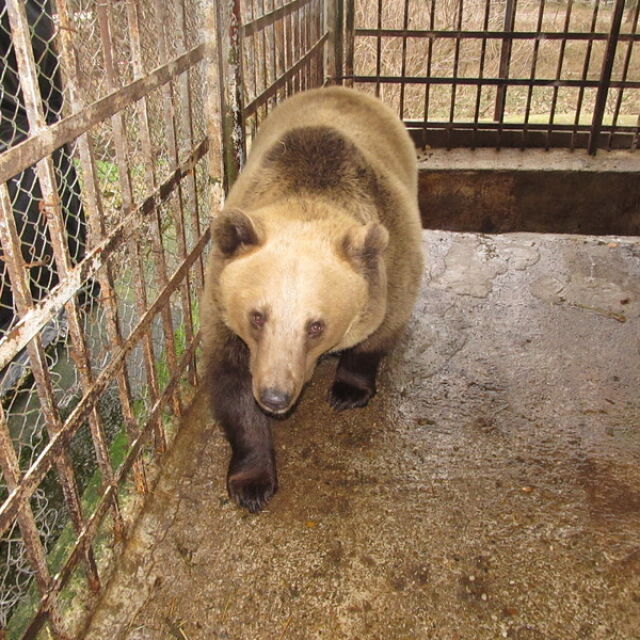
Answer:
[{"xmin": 201, "ymin": 87, "xmax": 423, "ymax": 511}]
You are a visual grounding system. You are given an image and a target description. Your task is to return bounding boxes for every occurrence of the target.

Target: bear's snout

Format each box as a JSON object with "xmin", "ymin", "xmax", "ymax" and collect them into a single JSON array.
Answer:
[{"xmin": 258, "ymin": 387, "xmax": 292, "ymax": 414}]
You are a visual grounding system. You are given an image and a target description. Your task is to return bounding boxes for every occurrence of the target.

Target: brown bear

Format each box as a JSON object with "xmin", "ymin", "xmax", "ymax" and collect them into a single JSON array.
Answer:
[{"xmin": 201, "ymin": 86, "xmax": 423, "ymax": 512}]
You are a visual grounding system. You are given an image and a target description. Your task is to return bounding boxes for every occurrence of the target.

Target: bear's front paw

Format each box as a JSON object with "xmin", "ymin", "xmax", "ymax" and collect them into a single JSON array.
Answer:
[
  {"xmin": 227, "ymin": 465, "xmax": 277, "ymax": 513},
  {"xmin": 328, "ymin": 380, "xmax": 375, "ymax": 411}
]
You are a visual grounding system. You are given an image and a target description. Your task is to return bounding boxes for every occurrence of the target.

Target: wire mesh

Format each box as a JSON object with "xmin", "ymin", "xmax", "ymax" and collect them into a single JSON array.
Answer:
[
  {"xmin": 0, "ymin": 0, "xmax": 211, "ymax": 637},
  {"xmin": 343, "ymin": 0, "xmax": 640, "ymax": 151}
]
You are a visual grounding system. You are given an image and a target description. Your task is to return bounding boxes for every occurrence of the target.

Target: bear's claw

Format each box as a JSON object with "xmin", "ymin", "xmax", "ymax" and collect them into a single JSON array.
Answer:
[
  {"xmin": 328, "ymin": 380, "xmax": 374, "ymax": 411},
  {"xmin": 227, "ymin": 468, "xmax": 277, "ymax": 513}
]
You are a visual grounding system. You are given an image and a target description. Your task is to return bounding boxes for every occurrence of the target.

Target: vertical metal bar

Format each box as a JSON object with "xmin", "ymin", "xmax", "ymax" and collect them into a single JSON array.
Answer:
[
  {"xmin": 572, "ymin": 0, "xmax": 600, "ymax": 150},
  {"xmin": 123, "ymin": 0, "xmax": 174, "ymax": 453},
  {"xmin": 472, "ymin": 0, "xmax": 492, "ymax": 149},
  {"xmin": 0, "ymin": 403, "xmax": 69, "ymax": 638},
  {"xmin": 448, "ymin": 0, "xmax": 465, "ymax": 149},
  {"xmin": 275, "ymin": 1, "xmax": 286, "ymax": 98},
  {"xmin": 588, "ymin": 0, "xmax": 626, "ymax": 155},
  {"xmin": 154, "ymin": 0, "xmax": 196, "ymax": 391},
  {"xmin": 494, "ymin": 0, "xmax": 517, "ymax": 123},
  {"xmin": 0, "ymin": 180, "xmax": 100, "ymax": 598},
  {"xmin": 326, "ymin": 0, "xmax": 343, "ymax": 83},
  {"xmin": 53, "ymin": 0, "xmax": 127, "ymax": 539},
  {"xmin": 422, "ymin": 0, "xmax": 436, "ymax": 126},
  {"xmin": 523, "ymin": 0, "xmax": 547, "ymax": 148},
  {"xmin": 374, "ymin": 0, "xmax": 383, "ymax": 98},
  {"xmin": 293, "ymin": 0, "xmax": 302, "ymax": 92},
  {"xmin": 285, "ymin": 0, "xmax": 294, "ymax": 94},
  {"xmin": 5, "ymin": 0, "xmax": 101, "ymax": 594},
  {"xmin": 344, "ymin": 0, "xmax": 354, "ymax": 87},
  {"xmin": 399, "ymin": 0, "xmax": 410, "ymax": 118},
  {"xmin": 271, "ymin": 0, "xmax": 280, "ymax": 92},
  {"xmin": 546, "ymin": 0, "xmax": 574, "ymax": 150},
  {"xmin": 607, "ymin": 0, "xmax": 639, "ymax": 149},
  {"xmin": 97, "ymin": 1, "xmax": 166, "ymax": 470},
  {"xmin": 177, "ymin": 0, "xmax": 206, "ymax": 289},
  {"xmin": 216, "ymin": 0, "xmax": 246, "ymax": 191}
]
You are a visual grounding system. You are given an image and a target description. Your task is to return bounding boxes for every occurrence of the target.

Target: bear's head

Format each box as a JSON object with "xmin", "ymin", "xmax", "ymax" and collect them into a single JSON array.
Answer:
[{"xmin": 211, "ymin": 204, "xmax": 388, "ymax": 415}]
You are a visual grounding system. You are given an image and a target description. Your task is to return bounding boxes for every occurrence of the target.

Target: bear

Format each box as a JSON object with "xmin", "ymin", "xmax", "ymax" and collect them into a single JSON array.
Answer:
[{"xmin": 201, "ymin": 86, "xmax": 423, "ymax": 513}]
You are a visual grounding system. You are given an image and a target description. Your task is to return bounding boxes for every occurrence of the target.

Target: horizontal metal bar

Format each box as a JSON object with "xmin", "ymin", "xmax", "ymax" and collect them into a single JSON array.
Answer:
[
  {"xmin": 0, "ymin": 227, "xmax": 210, "ymax": 537},
  {"xmin": 0, "ymin": 137, "xmax": 209, "ymax": 369},
  {"xmin": 242, "ymin": 0, "xmax": 314, "ymax": 37},
  {"xmin": 404, "ymin": 120, "xmax": 639, "ymax": 134},
  {"xmin": 0, "ymin": 43, "xmax": 205, "ymax": 184},
  {"xmin": 408, "ymin": 127, "xmax": 636, "ymax": 151},
  {"xmin": 353, "ymin": 28, "xmax": 640, "ymax": 42},
  {"xmin": 343, "ymin": 74, "xmax": 640, "ymax": 89},
  {"xmin": 244, "ymin": 32, "xmax": 328, "ymax": 117}
]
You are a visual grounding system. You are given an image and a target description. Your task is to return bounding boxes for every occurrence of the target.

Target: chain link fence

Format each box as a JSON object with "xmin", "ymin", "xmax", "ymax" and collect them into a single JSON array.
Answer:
[{"xmin": 0, "ymin": 0, "xmax": 213, "ymax": 637}]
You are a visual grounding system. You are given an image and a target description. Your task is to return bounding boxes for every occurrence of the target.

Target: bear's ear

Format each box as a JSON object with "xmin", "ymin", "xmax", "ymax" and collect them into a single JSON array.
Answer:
[
  {"xmin": 341, "ymin": 222, "xmax": 389, "ymax": 274},
  {"xmin": 212, "ymin": 208, "xmax": 263, "ymax": 257}
]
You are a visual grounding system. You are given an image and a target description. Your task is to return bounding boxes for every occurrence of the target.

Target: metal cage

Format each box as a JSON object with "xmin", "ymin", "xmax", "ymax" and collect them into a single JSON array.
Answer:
[{"xmin": 0, "ymin": 0, "xmax": 638, "ymax": 638}]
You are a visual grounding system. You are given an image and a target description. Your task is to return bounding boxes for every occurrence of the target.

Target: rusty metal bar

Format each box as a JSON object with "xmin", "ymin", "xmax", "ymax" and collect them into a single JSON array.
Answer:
[
  {"xmin": 0, "ymin": 226, "xmax": 210, "ymax": 538},
  {"xmin": 0, "ymin": 139, "xmax": 208, "ymax": 370},
  {"xmin": 285, "ymin": 0, "xmax": 294, "ymax": 94},
  {"xmin": 0, "ymin": 405, "xmax": 69, "ymax": 639},
  {"xmin": 155, "ymin": 0, "xmax": 197, "ymax": 389},
  {"xmin": 243, "ymin": 0, "xmax": 314, "ymax": 36},
  {"xmin": 589, "ymin": 0, "xmax": 627, "ymax": 154},
  {"xmin": 243, "ymin": 32, "xmax": 328, "ymax": 116},
  {"xmin": 448, "ymin": 0, "xmax": 465, "ymax": 149},
  {"xmin": 216, "ymin": 0, "xmax": 246, "ymax": 192},
  {"xmin": 274, "ymin": 2, "xmax": 287, "ymax": 99},
  {"xmin": 571, "ymin": 1, "xmax": 601, "ymax": 151},
  {"xmin": 471, "ymin": 0, "xmax": 492, "ymax": 149},
  {"xmin": 5, "ymin": 0, "xmax": 101, "ymax": 595},
  {"xmin": 0, "ymin": 44, "xmax": 205, "ymax": 185},
  {"xmin": 422, "ymin": 0, "xmax": 436, "ymax": 126},
  {"xmin": 352, "ymin": 27, "xmax": 640, "ymax": 41},
  {"xmin": 52, "ymin": 0, "xmax": 127, "ymax": 541},
  {"xmin": 546, "ymin": 0, "xmax": 575, "ymax": 150},
  {"xmin": 344, "ymin": 0, "xmax": 354, "ymax": 88},
  {"xmin": 374, "ymin": 0, "xmax": 382, "ymax": 98},
  {"xmin": 25, "ymin": 327, "xmax": 202, "ymax": 634},
  {"xmin": 343, "ymin": 74, "xmax": 638, "ymax": 90},
  {"xmin": 398, "ymin": 0, "xmax": 410, "ymax": 117},
  {"xmin": 96, "ymin": 1, "xmax": 156, "ymax": 483},
  {"xmin": 177, "ymin": 0, "xmax": 206, "ymax": 289},
  {"xmin": 523, "ymin": 0, "xmax": 547, "ymax": 144},
  {"xmin": 494, "ymin": 0, "xmax": 517, "ymax": 123},
  {"xmin": 607, "ymin": 0, "xmax": 640, "ymax": 149},
  {"xmin": 325, "ymin": 0, "xmax": 343, "ymax": 83}
]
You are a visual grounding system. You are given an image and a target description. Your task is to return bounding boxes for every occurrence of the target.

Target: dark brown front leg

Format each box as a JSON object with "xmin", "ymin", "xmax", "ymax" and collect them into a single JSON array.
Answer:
[
  {"xmin": 328, "ymin": 348, "xmax": 383, "ymax": 411},
  {"xmin": 207, "ymin": 334, "xmax": 277, "ymax": 513}
]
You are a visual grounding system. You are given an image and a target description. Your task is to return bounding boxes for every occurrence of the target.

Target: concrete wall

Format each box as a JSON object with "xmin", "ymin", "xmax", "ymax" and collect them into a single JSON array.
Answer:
[{"xmin": 417, "ymin": 149, "xmax": 640, "ymax": 236}]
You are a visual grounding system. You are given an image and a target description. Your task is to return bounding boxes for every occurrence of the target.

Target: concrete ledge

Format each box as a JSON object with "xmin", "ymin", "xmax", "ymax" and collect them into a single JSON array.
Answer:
[
  {"xmin": 417, "ymin": 148, "xmax": 640, "ymax": 235},
  {"xmin": 417, "ymin": 147, "xmax": 640, "ymax": 173}
]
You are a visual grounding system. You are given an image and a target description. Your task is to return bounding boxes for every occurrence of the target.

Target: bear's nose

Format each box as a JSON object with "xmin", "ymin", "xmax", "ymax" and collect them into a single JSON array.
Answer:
[{"xmin": 259, "ymin": 388, "xmax": 291, "ymax": 412}]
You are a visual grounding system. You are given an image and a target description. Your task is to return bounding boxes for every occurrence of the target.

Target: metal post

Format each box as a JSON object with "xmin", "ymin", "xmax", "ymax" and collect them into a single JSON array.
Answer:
[
  {"xmin": 494, "ymin": 0, "xmax": 517, "ymax": 123},
  {"xmin": 588, "ymin": 0, "xmax": 627, "ymax": 155},
  {"xmin": 325, "ymin": 0, "xmax": 343, "ymax": 84},
  {"xmin": 216, "ymin": 0, "xmax": 247, "ymax": 193}
]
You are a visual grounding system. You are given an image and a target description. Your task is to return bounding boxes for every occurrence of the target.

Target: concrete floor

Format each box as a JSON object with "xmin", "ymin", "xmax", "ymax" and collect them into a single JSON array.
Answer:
[{"xmin": 84, "ymin": 231, "xmax": 640, "ymax": 640}]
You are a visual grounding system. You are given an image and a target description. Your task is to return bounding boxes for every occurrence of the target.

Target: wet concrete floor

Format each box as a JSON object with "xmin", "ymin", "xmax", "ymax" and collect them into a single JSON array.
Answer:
[{"xmin": 84, "ymin": 231, "xmax": 640, "ymax": 640}]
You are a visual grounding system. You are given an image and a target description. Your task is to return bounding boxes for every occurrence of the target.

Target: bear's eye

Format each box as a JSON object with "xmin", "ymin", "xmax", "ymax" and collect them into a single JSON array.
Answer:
[
  {"xmin": 307, "ymin": 320, "xmax": 325, "ymax": 338},
  {"xmin": 250, "ymin": 311, "xmax": 266, "ymax": 329}
]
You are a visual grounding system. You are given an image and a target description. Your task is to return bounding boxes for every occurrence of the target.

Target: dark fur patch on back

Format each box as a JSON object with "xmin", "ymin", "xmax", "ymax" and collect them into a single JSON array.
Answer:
[{"xmin": 264, "ymin": 126, "xmax": 372, "ymax": 194}]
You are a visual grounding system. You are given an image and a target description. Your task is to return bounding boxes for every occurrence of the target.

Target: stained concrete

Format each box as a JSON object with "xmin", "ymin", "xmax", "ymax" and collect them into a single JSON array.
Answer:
[{"xmin": 83, "ymin": 231, "xmax": 640, "ymax": 640}]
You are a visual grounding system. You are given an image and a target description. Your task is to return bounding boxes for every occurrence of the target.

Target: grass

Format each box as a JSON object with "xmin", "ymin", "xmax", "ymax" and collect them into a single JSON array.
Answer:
[{"xmin": 351, "ymin": 0, "xmax": 639, "ymax": 131}]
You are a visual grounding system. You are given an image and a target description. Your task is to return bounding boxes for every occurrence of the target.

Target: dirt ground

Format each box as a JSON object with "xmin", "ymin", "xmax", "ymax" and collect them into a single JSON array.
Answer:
[{"xmin": 83, "ymin": 231, "xmax": 640, "ymax": 640}]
